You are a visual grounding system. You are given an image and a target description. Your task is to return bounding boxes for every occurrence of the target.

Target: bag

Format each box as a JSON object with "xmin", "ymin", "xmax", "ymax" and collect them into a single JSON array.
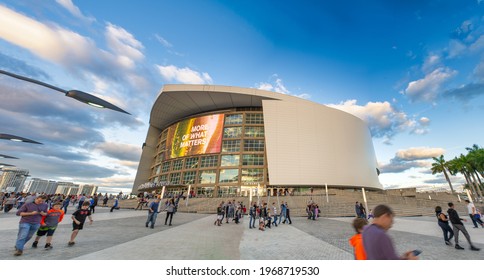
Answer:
[{"xmin": 474, "ymin": 214, "xmax": 481, "ymax": 219}]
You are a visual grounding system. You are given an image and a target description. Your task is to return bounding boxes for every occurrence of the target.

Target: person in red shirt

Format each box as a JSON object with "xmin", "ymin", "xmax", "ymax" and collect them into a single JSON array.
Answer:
[
  {"xmin": 349, "ymin": 217, "xmax": 368, "ymax": 260},
  {"xmin": 32, "ymin": 202, "xmax": 64, "ymax": 250}
]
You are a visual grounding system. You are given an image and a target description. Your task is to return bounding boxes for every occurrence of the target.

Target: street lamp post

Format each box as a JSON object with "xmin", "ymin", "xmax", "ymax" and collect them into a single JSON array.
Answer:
[
  {"xmin": 0, "ymin": 133, "xmax": 42, "ymax": 144},
  {"xmin": 0, "ymin": 154, "xmax": 19, "ymax": 159},
  {"xmin": 0, "ymin": 69, "xmax": 130, "ymax": 114}
]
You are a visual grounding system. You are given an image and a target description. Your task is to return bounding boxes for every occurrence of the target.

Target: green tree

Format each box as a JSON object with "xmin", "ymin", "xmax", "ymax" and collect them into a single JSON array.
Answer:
[{"xmin": 431, "ymin": 155, "xmax": 455, "ymax": 194}]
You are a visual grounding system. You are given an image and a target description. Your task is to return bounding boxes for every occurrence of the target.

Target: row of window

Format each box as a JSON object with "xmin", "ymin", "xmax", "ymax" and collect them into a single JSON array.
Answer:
[
  {"xmin": 155, "ymin": 154, "xmax": 264, "ymax": 175},
  {"xmin": 153, "ymin": 168, "xmax": 264, "ymax": 185},
  {"xmin": 224, "ymin": 113, "xmax": 264, "ymax": 125},
  {"xmin": 223, "ymin": 126, "xmax": 264, "ymax": 138}
]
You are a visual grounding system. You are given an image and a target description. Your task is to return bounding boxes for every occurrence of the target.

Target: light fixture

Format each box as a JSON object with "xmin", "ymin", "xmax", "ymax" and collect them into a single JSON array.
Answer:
[
  {"xmin": 0, "ymin": 133, "xmax": 43, "ymax": 144},
  {"xmin": 0, "ymin": 69, "xmax": 130, "ymax": 114},
  {"xmin": 0, "ymin": 154, "xmax": 19, "ymax": 159}
]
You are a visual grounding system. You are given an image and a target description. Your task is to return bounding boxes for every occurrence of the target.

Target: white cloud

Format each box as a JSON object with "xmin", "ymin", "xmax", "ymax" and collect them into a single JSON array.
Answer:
[
  {"xmin": 105, "ymin": 23, "xmax": 144, "ymax": 62},
  {"xmin": 422, "ymin": 54, "xmax": 440, "ymax": 73},
  {"xmin": 0, "ymin": 5, "xmax": 152, "ymax": 100},
  {"xmin": 156, "ymin": 65, "xmax": 213, "ymax": 84},
  {"xmin": 378, "ymin": 147, "xmax": 445, "ymax": 173},
  {"xmin": 154, "ymin": 34, "xmax": 173, "ymax": 48},
  {"xmin": 326, "ymin": 100, "xmax": 429, "ymax": 142},
  {"xmin": 55, "ymin": 0, "xmax": 95, "ymax": 23},
  {"xmin": 395, "ymin": 147, "xmax": 445, "ymax": 161},
  {"xmin": 404, "ymin": 67, "xmax": 457, "ymax": 102},
  {"xmin": 256, "ymin": 75, "xmax": 311, "ymax": 99}
]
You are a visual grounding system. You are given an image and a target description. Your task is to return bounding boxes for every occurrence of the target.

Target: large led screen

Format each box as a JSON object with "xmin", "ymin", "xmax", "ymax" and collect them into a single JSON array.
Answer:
[{"xmin": 165, "ymin": 114, "xmax": 225, "ymax": 159}]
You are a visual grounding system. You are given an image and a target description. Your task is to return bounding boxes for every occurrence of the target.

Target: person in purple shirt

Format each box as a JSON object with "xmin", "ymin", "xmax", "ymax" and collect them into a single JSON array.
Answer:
[
  {"xmin": 14, "ymin": 195, "xmax": 48, "ymax": 256},
  {"xmin": 362, "ymin": 204, "xmax": 418, "ymax": 260}
]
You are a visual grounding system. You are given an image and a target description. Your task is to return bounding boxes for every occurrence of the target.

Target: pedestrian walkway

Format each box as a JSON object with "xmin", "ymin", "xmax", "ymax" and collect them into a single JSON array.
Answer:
[{"xmin": 1, "ymin": 206, "xmax": 483, "ymax": 260}]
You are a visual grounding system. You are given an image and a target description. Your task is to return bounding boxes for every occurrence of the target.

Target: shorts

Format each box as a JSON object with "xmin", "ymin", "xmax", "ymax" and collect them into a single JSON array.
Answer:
[
  {"xmin": 36, "ymin": 226, "xmax": 57, "ymax": 236},
  {"xmin": 72, "ymin": 222, "xmax": 85, "ymax": 230}
]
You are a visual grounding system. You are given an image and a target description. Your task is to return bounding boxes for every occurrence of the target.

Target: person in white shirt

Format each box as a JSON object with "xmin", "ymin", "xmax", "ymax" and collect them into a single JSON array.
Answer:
[{"xmin": 465, "ymin": 199, "xmax": 483, "ymax": 228}]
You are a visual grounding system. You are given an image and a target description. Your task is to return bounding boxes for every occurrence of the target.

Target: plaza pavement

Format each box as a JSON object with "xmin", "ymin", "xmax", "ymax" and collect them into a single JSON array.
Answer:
[{"xmin": 0, "ymin": 205, "xmax": 483, "ymax": 260}]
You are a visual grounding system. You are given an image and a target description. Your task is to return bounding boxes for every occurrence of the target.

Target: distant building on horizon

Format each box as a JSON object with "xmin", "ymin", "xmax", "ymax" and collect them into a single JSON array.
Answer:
[
  {"xmin": 25, "ymin": 178, "xmax": 58, "ymax": 194},
  {"xmin": 133, "ymin": 84, "xmax": 382, "ymax": 197},
  {"xmin": 0, "ymin": 167, "xmax": 29, "ymax": 193}
]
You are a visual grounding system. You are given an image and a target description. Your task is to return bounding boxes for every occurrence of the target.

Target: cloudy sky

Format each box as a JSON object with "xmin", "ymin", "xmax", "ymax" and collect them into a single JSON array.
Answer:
[{"xmin": 0, "ymin": 0, "xmax": 483, "ymax": 194}]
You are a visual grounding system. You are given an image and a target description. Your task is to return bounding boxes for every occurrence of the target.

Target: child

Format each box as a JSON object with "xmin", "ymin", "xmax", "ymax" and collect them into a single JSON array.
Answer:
[
  {"xmin": 68, "ymin": 201, "xmax": 93, "ymax": 246},
  {"xmin": 349, "ymin": 217, "xmax": 368, "ymax": 260},
  {"xmin": 367, "ymin": 209, "xmax": 374, "ymax": 219},
  {"xmin": 32, "ymin": 202, "xmax": 64, "ymax": 250}
]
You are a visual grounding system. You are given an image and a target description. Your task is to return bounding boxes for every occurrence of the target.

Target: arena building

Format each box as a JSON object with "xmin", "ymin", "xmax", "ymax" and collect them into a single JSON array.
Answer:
[{"xmin": 133, "ymin": 84, "xmax": 382, "ymax": 197}]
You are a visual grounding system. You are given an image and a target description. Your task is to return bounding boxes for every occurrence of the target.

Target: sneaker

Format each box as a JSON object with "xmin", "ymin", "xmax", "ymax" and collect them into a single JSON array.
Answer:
[
  {"xmin": 44, "ymin": 244, "xmax": 53, "ymax": 250},
  {"xmin": 150, "ymin": 225, "xmax": 154, "ymax": 229},
  {"xmin": 32, "ymin": 241, "xmax": 38, "ymax": 248},
  {"xmin": 68, "ymin": 241, "xmax": 75, "ymax": 246},
  {"xmin": 145, "ymin": 223, "xmax": 148, "ymax": 228},
  {"xmin": 471, "ymin": 246, "xmax": 481, "ymax": 251},
  {"xmin": 445, "ymin": 241, "xmax": 452, "ymax": 246},
  {"xmin": 13, "ymin": 250, "xmax": 22, "ymax": 256},
  {"xmin": 455, "ymin": 244, "xmax": 465, "ymax": 250},
  {"xmin": 473, "ymin": 226, "xmax": 478, "ymax": 228}
]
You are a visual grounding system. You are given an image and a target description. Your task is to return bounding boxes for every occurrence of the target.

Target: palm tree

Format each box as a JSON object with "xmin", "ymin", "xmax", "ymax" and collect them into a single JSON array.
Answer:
[{"xmin": 431, "ymin": 155, "xmax": 455, "ymax": 194}]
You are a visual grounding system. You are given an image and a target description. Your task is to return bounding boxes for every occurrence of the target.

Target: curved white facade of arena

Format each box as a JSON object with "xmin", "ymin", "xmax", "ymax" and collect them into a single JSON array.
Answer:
[{"xmin": 133, "ymin": 84, "xmax": 382, "ymax": 193}]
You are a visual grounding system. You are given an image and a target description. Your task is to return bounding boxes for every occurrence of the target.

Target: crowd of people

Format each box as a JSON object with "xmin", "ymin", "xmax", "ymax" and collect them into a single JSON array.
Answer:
[
  {"xmin": 348, "ymin": 201, "xmax": 482, "ymax": 260},
  {"xmin": 1, "ymin": 191, "xmax": 126, "ymax": 257}
]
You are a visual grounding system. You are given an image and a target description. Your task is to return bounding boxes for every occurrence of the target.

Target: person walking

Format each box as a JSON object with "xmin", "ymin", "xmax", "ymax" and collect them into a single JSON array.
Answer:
[
  {"xmin": 62, "ymin": 196, "xmax": 70, "ymax": 214},
  {"xmin": 215, "ymin": 202, "xmax": 224, "ymax": 226},
  {"xmin": 447, "ymin": 202, "xmax": 480, "ymax": 251},
  {"xmin": 249, "ymin": 202, "xmax": 256, "ymax": 229},
  {"xmin": 435, "ymin": 206, "xmax": 454, "ymax": 246},
  {"xmin": 279, "ymin": 201, "xmax": 286, "ymax": 225},
  {"xmin": 110, "ymin": 197, "xmax": 119, "ymax": 212},
  {"xmin": 68, "ymin": 201, "xmax": 94, "ymax": 246},
  {"xmin": 146, "ymin": 197, "xmax": 161, "ymax": 228},
  {"xmin": 164, "ymin": 198, "xmax": 175, "ymax": 226},
  {"xmin": 362, "ymin": 204, "xmax": 418, "ymax": 260},
  {"xmin": 283, "ymin": 202, "xmax": 292, "ymax": 224},
  {"xmin": 13, "ymin": 195, "xmax": 48, "ymax": 256},
  {"xmin": 355, "ymin": 201, "xmax": 361, "ymax": 218},
  {"xmin": 102, "ymin": 194, "xmax": 109, "ymax": 207},
  {"xmin": 32, "ymin": 202, "xmax": 64, "ymax": 250},
  {"xmin": 465, "ymin": 200, "xmax": 483, "ymax": 228}
]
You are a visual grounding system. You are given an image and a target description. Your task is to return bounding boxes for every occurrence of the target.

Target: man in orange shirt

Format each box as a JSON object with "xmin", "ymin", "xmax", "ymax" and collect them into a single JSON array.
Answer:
[{"xmin": 349, "ymin": 217, "xmax": 368, "ymax": 260}]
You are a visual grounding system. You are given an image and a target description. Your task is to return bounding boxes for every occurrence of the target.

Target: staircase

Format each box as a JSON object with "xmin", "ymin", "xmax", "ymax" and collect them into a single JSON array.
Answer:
[{"xmin": 119, "ymin": 188, "xmax": 475, "ymax": 217}]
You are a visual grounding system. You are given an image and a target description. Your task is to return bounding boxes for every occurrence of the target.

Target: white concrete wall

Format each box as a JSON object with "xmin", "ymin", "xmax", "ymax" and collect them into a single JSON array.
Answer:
[{"xmin": 263, "ymin": 99, "xmax": 382, "ymax": 189}]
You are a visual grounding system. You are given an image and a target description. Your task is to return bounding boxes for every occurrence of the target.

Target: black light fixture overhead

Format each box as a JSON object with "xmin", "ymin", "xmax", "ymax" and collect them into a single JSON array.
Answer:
[
  {"xmin": 0, "ymin": 153, "xmax": 19, "ymax": 159},
  {"xmin": 0, "ymin": 69, "xmax": 130, "ymax": 114},
  {"xmin": 0, "ymin": 133, "xmax": 43, "ymax": 144}
]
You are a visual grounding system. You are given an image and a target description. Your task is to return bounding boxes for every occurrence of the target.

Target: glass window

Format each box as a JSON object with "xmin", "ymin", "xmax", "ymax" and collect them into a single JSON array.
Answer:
[
  {"xmin": 222, "ymin": 140, "xmax": 240, "ymax": 153},
  {"xmin": 199, "ymin": 170, "xmax": 217, "ymax": 184},
  {"xmin": 242, "ymin": 154, "xmax": 264, "ymax": 166},
  {"xmin": 160, "ymin": 174, "xmax": 168, "ymax": 183},
  {"xmin": 173, "ymin": 159, "xmax": 184, "ymax": 171},
  {"xmin": 155, "ymin": 165, "xmax": 161, "ymax": 174},
  {"xmin": 185, "ymin": 157, "xmax": 199, "ymax": 169},
  {"xmin": 219, "ymin": 169, "xmax": 239, "ymax": 183},
  {"xmin": 200, "ymin": 155, "xmax": 218, "ymax": 168},
  {"xmin": 246, "ymin": 113, "xmax": 264, "ymax": 124},
  {"xmin": 241, "ymin": 168, "xmax": 264, "ymax": 183},
  {"xmin": 243, "ymin": 139, "xmax": 265, "ymax": 152},
  {"xmin": 223, "ymin": 127, "xmax": 242, "ymax": 138},
  {"xmin": 183, "ymin": 171, "xmax": 197, "ymax": 184},
  {"xmin": 170, "ymin": 173, "xmax": 181, "ymax": 185},
  {"xmin": 244, "ymin": 127, "xmax": 265, "ymax": 138},
  {"xmin": 162, "ymin": 161, "xmax": 171, "ymax": 173},
  {"xmin": 224, "ymin": 114, "xmax": 243, "ymax": 125},
  {"xmin": 221, "ymin": 155, "xmax": 240, "ymax": 167}
]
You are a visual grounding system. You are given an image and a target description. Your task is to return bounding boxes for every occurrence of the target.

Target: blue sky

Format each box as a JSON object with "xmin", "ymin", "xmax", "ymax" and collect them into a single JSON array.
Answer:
[{"xmin": 0, "ymin": 0, "xmax": 483, "ymax": 193}]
